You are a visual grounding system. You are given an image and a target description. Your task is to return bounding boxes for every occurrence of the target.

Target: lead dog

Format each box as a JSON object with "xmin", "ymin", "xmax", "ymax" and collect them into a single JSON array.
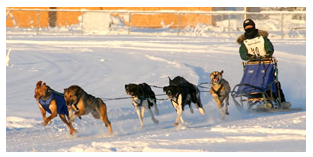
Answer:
[
  {"xmin": 163, "ymin": 76, "xmax": 205, "ymax": 126},
  {"xmin": 34, "ymin": 81, "xmax": 77, "ymax": 134},
  {"xmin": 210, "ymin": 70, "xmax": 231, "ymax": 119},
  {"xmin": 63, "ymin": 85, "xmax": 113, "ymax": 135},
  {"xmin": 125, "ymin": 83, "xmax": 159, "ymax": 127}
]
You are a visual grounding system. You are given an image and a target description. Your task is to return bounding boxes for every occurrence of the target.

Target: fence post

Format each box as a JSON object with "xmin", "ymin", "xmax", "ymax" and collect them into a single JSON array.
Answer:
[
  {"xmin": 128, "ymin": 12, "xmax": 131, "ymax": 35},
  {"xmin": 48, "ymin": 7, "xmax": 57, "ymax": 27},
  {"xmin": 281, "ymin": 13, "xmax": 284, "ymax": 39},
  {"xmin": 36, "ymin": 11, "xmax": 40, "ymax": 35},
  {"xmin": 81, "ymin": 11, "xmax": 84, "ymax": 35},
  {"xmin": 228, "ymin": 13, "xmax": 231, "ymax": 37},
  {"xmin": 177, "ymin": 13, "xmax": 180, "ymax": 36}
]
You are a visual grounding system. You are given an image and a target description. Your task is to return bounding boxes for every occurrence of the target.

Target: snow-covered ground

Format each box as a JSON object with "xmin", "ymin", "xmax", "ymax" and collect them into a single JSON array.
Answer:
[{"xmin": 6, "ymin": 32, "xmax": 306, "ymax": 152}]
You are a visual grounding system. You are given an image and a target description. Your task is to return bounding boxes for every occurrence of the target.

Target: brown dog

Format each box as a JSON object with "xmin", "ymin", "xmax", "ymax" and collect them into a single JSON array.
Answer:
[
  {"xmin": 210, "ymin": 71, "xmax": 231, "ymax": 119},
  {"xmin": 34, "ymin": 81, "xmax": 77, "ymax": 134},
  {"xmin": 63, "ymin": 85, "xmax": 113, "ymax": 135}
]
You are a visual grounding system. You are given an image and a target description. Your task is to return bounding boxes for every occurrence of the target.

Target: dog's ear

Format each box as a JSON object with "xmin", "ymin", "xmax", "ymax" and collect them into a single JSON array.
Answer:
[
  {"xmin": 36, "ymin": 81, "xmax": 42, "ymax": 87},
  {"xmin": 40, "ymin": 83, "xmax": 48, "ymax": 92},
  {"xmin": 64, "ymin": 88, "xmax": 67, "ymax": 93},
  {"xmin": 221, "ymin": 70, "xmax": 224, "ymax": 75},
  {"xmin": 168, "ymin": 76, "xmax": 171, "ymax": 82}
]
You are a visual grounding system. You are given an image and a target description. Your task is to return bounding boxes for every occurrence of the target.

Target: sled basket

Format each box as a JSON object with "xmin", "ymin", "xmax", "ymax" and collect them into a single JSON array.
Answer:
[{"xmin": 231, "ymin": 58, "xmax": 282, "ymax": 110}]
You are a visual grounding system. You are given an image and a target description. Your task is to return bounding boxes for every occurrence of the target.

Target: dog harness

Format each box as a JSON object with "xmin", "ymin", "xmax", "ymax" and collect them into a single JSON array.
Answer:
[
  {"xmin": 39, "ymin": 91, "xmax": 69, "ymax": 116},
  {"xmin": 132, "ymin": 83, "xmax": 155, "ymax": 108},
  {"xmin": 132, "ymin": 97, "xmax": 143, "ymax": 107},
  {"xmin": 171, "ymin": 90, "xmax": 181, "ymax": 105},
  {"xmin": 211, "ymin": 83, "xmax": 224, "ymax": 97}
]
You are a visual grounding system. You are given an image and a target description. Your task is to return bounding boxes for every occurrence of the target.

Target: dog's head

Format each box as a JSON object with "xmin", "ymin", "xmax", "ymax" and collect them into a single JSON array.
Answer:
[
  {"xmin": 34, "ymin": 81, "xmax": 49, "ymax": 101},
  {"xmin": 168, "ymin": 76, "xmax": 187, "ymax": 86},
  {"xmin": 64, "ymin": 85, "xmax": 81, "ymax": 106},
  {"xmin": 163, "ymin": 85, "xmax": 180, "ymax": 99},
  {"xmin": 125, "ymin": 84, "xmax": 141, "ymax": 97},
  {"xmin": 210, "ymin": 70, "xmax": 223, "ymax": 85}
]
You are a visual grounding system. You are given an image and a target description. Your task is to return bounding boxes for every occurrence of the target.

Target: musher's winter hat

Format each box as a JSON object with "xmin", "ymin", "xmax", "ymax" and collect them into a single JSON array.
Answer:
[{"xmin": 243, "ymin": 19, "xmax": 255, "ymax": 30}]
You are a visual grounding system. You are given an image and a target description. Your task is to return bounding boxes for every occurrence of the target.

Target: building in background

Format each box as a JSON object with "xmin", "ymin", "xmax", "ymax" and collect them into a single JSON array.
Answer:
[{"xmin": 6, "ymin": 7, "xmax": 263, "ymax": 29}]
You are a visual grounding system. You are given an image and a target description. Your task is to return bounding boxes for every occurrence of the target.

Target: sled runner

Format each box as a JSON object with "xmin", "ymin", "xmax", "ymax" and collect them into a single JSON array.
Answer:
[{"xmin": 231, "ymin": 57, "xmax": 300, "ymax": 112}]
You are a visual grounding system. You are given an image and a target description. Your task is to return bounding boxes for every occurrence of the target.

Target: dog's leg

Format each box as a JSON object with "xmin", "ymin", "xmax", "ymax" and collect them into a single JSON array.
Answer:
[
  {"xmin": 143, "ymin": 101, "xmax": 158, "ymax": 125},
  {"xmin": 219, "ymin": 101, "xmax": 226, "ymax": 120},
  {"xmin": 68, "ymin": 103, "xmax": 84, "ymax": 122},
  {"xmin": 225, "ymin": 94, "xmax": 230, "ymax": 115},
  {"xmin": 38, "ymin": 103, "xmax": 48, "ymax": 124},
  {"xmin": 97, "ymin": 100, "xmax": 113, "ymax": 135},
  {"xmin": 179, "ymin": 115, "xmax": 185, "ymax": 124},
  {"xmin": 154, "ymin": 104, "xmax": 159, "ymax": 115},
  {"xmin": 212, "ymin": 94, "xmax": 226, "ymax": 119},
  {"xmin": 74, "ymin": 105, "xmax": 86, "ymax": 117},
  {"xmin": 219, "ymin": 93, "xmax": 230, "ymax": 116},
  {"xmin": 68, "ymin": 107, "xmax": 77, "ymax": 122},
  {"xmin": 132, "ymin": 97, "xmax": 144, "ymax": 127},
  {"xmin": 220, "ymin": 108, "xmax": 226, "ymax": 120},
  {"xmin": 189, "ymin": 104, "xmax": 194, "ymax": 114},
  {"xmin": 198, "ymin": 107, "xmax": 205, "ymax": 115},
  {"xmin": 172, "ymin": 94, "xmax": 183, "ymax": 126},
  {"xmin": 141, "ymin": 105, "xmax": 145, "ymax": 119},
  {"xmin": 68, "ymin": 107, "xmax": 74, "ymax": 122},
  {"xmin": 174, "ymin": 103, "xmax": 183, "ymax": 126},
  {"xmin": 196, "ymin": 95, "xmax": 205, "ymax": 115},
  {"xmin": 194, "ymin": 103, "xmax": 205, "ymax": 115},
  {"xmin": 148, "ymin": 108, "xmax": 159, "ymax": 125},
  {"xmin": 152, "ymin": 100, "xmax": 159, "ymax": 115},
  {"xmin": 212, "ymin": 94, "xmax": 222, "ymax": 107},
  {"xmin": 135, "ymin": 107, "xmax": 144, "ymax": 127},
  {"xmin": 41, "ymin": 101, "xmax": 58, "ymax": 126},
  {"xmin": 212, "ymin": 94, "xmax": 223, "ymax": 109},
  {"xmin": 59, "ymin": 114, "xmax": 77, "ymax": 135}
]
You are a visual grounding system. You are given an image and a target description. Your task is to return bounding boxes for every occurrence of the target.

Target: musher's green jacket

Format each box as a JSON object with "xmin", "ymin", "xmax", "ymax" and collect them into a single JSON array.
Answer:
[{"xmin": 237, "ymin": 30, "xmax": 274, "ymax": 60}]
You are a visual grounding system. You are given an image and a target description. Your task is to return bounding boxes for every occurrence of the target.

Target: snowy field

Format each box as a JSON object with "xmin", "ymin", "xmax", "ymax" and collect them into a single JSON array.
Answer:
[{"xmin": 6, "ymin": 32, "xmax": 306, "ymax": 152}]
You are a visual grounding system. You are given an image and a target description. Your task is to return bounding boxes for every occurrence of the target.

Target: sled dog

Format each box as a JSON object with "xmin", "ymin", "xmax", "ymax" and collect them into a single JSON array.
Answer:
[
  {"xmin": 64, "ymin": 85, "xmax": 113, "ymax": 134},
  {"xmin": 125, "ymin": 83, "xmax": 159, "ymax": 127},
  {"xmin": 34, "ymin": 81, "xmax": 77, "ymax": 134},
  {"xmin": 210, "ymin": 70, "xmax": 231, "ymax": 119},
  {"xmin": 163, "ymin": 76, "xmax": 205, "ymax": 126}
]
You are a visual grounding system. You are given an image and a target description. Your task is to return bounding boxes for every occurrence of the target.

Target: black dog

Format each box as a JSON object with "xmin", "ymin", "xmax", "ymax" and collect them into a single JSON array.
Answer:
[
  {"xmin": 125, "ymin": 83, "xmax": 159, "ymax": 127},
  {"xmin": 163, "ymin": 76, "xmax": 205, "ymax": 126}
]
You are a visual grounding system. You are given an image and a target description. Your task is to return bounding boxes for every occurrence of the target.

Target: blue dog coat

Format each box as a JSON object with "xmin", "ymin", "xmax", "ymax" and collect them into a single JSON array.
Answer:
[{"xmin": 39, "ymin": 92, "xmax": 69, "ymax": 116}]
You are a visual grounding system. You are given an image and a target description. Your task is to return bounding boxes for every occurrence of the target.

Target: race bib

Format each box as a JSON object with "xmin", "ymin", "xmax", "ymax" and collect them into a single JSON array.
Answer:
[{"xmin": 243, "ymin": 36, "xmax": 267, "ymax": 57}]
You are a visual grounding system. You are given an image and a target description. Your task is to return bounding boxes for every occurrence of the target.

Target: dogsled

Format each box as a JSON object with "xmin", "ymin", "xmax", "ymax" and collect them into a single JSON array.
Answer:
[{"xmin": 231, "ymin": 57, "xmax": 300, "ymax": 112}]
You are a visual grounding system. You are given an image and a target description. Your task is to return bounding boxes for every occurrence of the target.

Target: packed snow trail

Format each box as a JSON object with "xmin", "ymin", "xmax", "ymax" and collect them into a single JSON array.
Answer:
[{"xmin": 6, "ymin": 34, "xmax": 306, "ymax": 152}]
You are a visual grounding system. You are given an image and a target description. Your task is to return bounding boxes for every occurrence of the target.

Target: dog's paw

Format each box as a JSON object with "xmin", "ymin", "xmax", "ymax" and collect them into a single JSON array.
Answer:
[
  {"xmin": 174, "ymin": 122, "xmax": 179, "ymax": 126},
  {"xmin": 221, "ymin": 113, "xmax": 226, "ymax": 120},
  {"xmin": 190, "ymin": 108, "xmax": 194, "ymax": 114},
  {"xmin": 41, "ymin": 121, "xmax": 47, "ymax": 126},
  {"xmin": 140, "ymin": 122, "xmax": 145, "ymax": 128},
  {"xmin": 69, "ymin": 117, "xmax": 75, "ymax": 122},
  {"xmin": 199, "ymin": 108, "xmax": 205, "ymax": 115},
  {"xmin": 70, "ymin": 129, "xmax": 78, "ymax": 135},
  {"xmin": 153, "ymin": 119, "xmax": 159, "ymax": 125},
  {"xmin": 221, "ymin": 103, "xmax": 225, "ymax": 107},
  {"xmin": 74, "ymin": 111, "xmax": 80, "ymax": 116}
]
